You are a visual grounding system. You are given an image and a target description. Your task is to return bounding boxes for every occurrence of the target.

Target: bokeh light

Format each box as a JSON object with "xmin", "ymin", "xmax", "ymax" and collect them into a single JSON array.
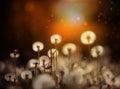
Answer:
[
  {"xmin": 10, "ymin": 49, "xmax": 20, "ymax": 59},
  {"xmin": 38, "ymin": 55, "xmax": 50, "ymax": 68},
  {"xmin": 32, "ymin": 74, "xmax": 55, "ymax": 89},
  {"xmin": 5, "ymin": 73, "xmax": 17, "ymax": 82},
  {"xmin": 21, "ymin": 70, "xmax": 32, "ymax": 80},
  {"xmin": 28, "ymin": 59, "xmax": 40, "ymax": 68},
  {"xmin": 0, "ymin": 0, "xmax": 120, "ymax": 89},
  {"xmin": 32, "ymin": 41, "xmax": 44, "ymax": 52},
  {"xmin": 62, "ymin": 43, "xmax": 77, "ymax": 55},
  {"xmin": 91, "ymin": 45, "xmax": 104, "ymax": 58},
  {"xmin": 50, "ymin": 34, "xmax": 62, "ymax": 44},
  {"xmin": 80, "ymin": 31, "xmax": 96, "ymax": 45}
]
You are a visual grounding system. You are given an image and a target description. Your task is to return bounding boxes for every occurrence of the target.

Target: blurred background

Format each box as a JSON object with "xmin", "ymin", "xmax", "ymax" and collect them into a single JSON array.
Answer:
[{"xmin": 0, "ymin": 0, "xmax": 120, "ymax": 64}]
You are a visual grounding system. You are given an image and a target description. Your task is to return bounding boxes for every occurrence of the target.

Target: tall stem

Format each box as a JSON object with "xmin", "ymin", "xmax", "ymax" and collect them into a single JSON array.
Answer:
[
  {"xmin": 88, "ymin": 44, "xmax": 91, "ymax": 61},
  {"xmin": 55, "ymin": 43, "xmax": 58, "ymax": 71},
  {"xmin": 68, "ymin": 49, "xmax": 71, "ymax": 73}
]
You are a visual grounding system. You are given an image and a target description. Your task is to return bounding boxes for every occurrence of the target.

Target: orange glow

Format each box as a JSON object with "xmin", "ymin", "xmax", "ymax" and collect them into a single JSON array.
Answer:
[
  {"xmin": 50, "ymin": 21, "xmax": 107, "ymax": 42},
  {"xmin": 11, "ymin": 0, "xmax": 108, "ymax": 43},
  {"xmin": 50, "ymin": 21, "xmax": 82, "ymax": 40}
]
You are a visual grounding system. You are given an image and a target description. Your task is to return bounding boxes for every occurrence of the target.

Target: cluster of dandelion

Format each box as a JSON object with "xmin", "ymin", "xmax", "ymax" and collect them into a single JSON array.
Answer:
[{"xmin": 0, "ymin": 31, "xmax": 120, "ymax": 89}]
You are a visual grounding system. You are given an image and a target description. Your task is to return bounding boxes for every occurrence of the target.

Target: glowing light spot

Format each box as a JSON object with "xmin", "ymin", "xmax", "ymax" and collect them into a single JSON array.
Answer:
[
  {"xmin": 80, "ymin": 31, "xmax": 96, "ymax": 45},
  {"xmin": 32, "ymin": 41, "xmax": 44, "ymax": 52},
  {"xmin": 67, "ymin": 13, "xmax": 85, "ymax": 24},
  {"xmin": 50, "ymin": 34, "xmax": 62, "ymax": 44},
  {"xmin": 28, "ymin": 59, "xmax": 40, "ymax": 68},
  {"xmin": 4, "ymin": 73, "xmax": 17, "ymax": 82},
  {"xmin": 10, "ymin": 49, "xmax": 20, "ymax": 59},
  {"xmin": 38, "ymin": 55, "xmax": 50, "ymax": 67},
  {"xmin": 21, "ymin": 70, "xmax": 32, "ymax": 80},
  {"xmin": 91, "ymin": 45, "xmax": 104, "ymax": 58},
  {"xmin": 62, "ymin": 43, "xmax": 77, "ymax": 55}
]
